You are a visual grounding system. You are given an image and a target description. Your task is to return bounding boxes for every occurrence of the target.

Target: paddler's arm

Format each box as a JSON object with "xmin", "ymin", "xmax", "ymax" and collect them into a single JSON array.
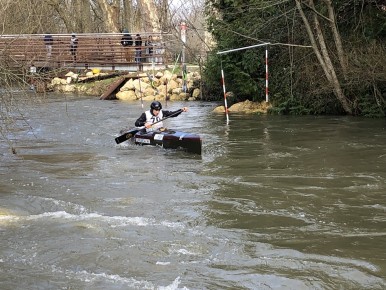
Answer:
[
  {"xmin": 163, "ymin": 107, "xmax": 188, "ymax": 117},
  {"xmin": 135, "ymin": 112, "xmax": 147, "ymax": 127}
]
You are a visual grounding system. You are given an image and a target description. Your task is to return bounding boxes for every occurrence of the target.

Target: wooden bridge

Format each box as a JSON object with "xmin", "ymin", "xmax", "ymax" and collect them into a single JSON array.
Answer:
[{"xmin": 0, "ymin": 33, "xmax": 172, "ymax": 72}]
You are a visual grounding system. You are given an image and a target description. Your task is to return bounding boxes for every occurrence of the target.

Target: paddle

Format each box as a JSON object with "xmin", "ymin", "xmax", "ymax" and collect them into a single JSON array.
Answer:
[{"xmin": 115, "ymin": 109, "xmax": 183, "ymax": 144}]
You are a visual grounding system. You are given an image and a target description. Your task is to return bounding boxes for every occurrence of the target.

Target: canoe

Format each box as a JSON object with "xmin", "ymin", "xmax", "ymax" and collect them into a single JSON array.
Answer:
[{"xmin": 133, "ymin": 129, "xmax": 202, "ymax": 155}]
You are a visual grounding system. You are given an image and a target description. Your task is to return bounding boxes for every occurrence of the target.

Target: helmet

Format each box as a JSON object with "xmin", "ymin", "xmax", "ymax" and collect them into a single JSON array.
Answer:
[{"xmin": 150, "ymin": 101, "xmax": 162, "ymax": 111}]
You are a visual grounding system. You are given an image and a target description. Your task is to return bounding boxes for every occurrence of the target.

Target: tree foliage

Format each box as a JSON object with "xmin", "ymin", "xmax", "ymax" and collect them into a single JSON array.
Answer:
[{"xmin": 204, "ymin": 0, "xmax": 386, "ymax": 116}]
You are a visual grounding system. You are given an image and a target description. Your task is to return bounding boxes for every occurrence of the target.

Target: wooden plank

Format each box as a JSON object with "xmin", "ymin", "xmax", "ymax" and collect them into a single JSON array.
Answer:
[{"xmin": 99, "ymin": 77, "xmax": 127, "ymax": 100}]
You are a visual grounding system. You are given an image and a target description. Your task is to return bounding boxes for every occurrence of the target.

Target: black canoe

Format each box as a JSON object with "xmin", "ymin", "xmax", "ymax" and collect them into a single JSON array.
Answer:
[{"xmin": 133, "ymin": 129, "xmax": 202, "ymax": 155}]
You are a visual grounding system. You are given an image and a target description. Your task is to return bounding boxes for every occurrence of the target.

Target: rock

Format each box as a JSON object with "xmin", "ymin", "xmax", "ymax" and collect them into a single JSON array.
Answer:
[
  {"xmin": 120, "ymin": 78, "xmax": 135, "ymax": 91},
  {"xmin": 171, "ymin": 92, "xmax": 189, "ymax": 101},
  {"xmin": 156, "ymin": 84, "xmax": 167, "ymax": 96},
  {"xmin": 169, "ymin": 93, "xmax": 179, "ymax": 100},
  {"xmin": 50, "ymin": 69, "xmax": 203, "ymax": 102},
  {"xmin": 167, "ymin": 79, "xmax": 179, "ymax": 92},
  {"xmin": 149, "ymin": 77, "xmax": 160, "ymax": 87},
  {"xmin": 62, "ymin": 84, "xmax": 76, "ymax": 92},
  {"xmin": 116, "ymin": 90, "xmax": 137, "ymax": 101},
  {"xmin": 51, "ymin": 77, "xmax": 62, "ymax": 85},
  {"xmin": 213, "ymin": 106, "xmax": 226, "ymax": 113},
  {"xmin": 213, "ymin": 100, "xmax": 271, "ymax": 114},
  {"xmin": 192, "ymin": 88, "xmax": 200, "ymax": 99},
  {"xmin": 142, "ymin": 95, "xmax": 155, "ymax": 101},
  {"xmin": 133, "ymin": 79, "xmax": 148, "ymax": 91},
  {"xmin": 163, "ymin": 70, "xmax": 172, "ymax": 80},
  {"xmin": 172, "ymin": 87, "xmax": 182, "ymax": 94},
  {"xmin": 141, "ymin": 77, "xmax": 150, "ymax": 83},
  {"xmin": 144, "ymin": 87, "xmax": 156, "ymax": 96},
  {"xmin": 153, "ymin": 94, "xmax": 165, "ymax": 100}
]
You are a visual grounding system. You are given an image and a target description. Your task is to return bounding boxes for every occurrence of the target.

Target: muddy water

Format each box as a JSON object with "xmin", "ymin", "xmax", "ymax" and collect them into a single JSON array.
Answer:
[{"xmin": 1, "ymin": 94, "xmax": 385, "ymax": 289}]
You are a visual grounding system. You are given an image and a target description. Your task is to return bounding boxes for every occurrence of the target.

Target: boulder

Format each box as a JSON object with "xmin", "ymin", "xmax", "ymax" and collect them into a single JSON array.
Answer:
[
  {"xmin": 144, "ymin": 87, "xmax": 156, "ymax": 96},
  {"xmin": 166, "ymin": 79, "xmax": 179, "ymax": 92},
  {"xmin": 192, "ymin": 88, "xmax": 200, "ymax": 99},
  {"xmin": 133, "ymin": 79, "xmax": 148, "ymax": 91},
  {"xmin": 169, "ymin": 92, "xmax": 189, "ymax": 101},
  {"xmin": 116, "ymin": 90, "xmax": 137, "ymax": 101},
  {"xmin": 142, "ymin": 95, "xmax": 155, "ymax": 101},
  {"xmin": 51, "ymin": 77, "xmax": 62, "ymax": 85},
  {"xmin": 163, "ymin": 70, "xmax": 173, "ymax": 80},
  {"xmin": 169, "ymin": 93, "xmax": 180, "ymax": 101},
  {"xmin": 120, "ymin": 78, "xmax": 135, "ymax": 91},
  {"xmin": 213, "ymin": 100, "xmax": 271, "ymax": 114},
  {"xmin": 156, "ymin": 84, "xmax": 167, "ymax": 96},
  {"xmin": 71, "ymin": 73, "xmax": 79, "ymax": 80},
  {"xmin": 172, "ymin": 87, "xmax": 182, "ymax": 94}
]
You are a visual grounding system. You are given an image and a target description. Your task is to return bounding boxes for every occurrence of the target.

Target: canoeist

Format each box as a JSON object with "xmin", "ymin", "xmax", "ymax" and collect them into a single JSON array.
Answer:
[{"xmin": 135, "ymin": 101, "xmax": 188, "ymax": 132}]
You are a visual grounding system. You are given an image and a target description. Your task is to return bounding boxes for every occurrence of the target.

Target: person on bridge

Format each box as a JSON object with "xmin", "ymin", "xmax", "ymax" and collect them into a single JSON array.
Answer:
[
  {"xmin": 44, "ymin": 33, "xmax": 53, "ymax": 57},
  {"xmin": 70, "ymin": 33, "xmax": 78, "ymax": 62},
  {"xmin": 135, "ymin": 101, "xmax": 188, "ymax": 132},
  {"xmin": 145, "ymin": 35, "xmax": 154, "ymax": 63},
  {"xmin": 134, "ymin": 34, "xmax": 143, "ymax": 71},
  {"xmin": 121, "ymin": 29, "xmax": 133, "ymax": 62}
]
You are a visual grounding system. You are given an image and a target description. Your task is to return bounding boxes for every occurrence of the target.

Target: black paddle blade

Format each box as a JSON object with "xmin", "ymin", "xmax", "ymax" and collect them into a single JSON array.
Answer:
[{"xmin": 115, "ymin": 129, "xmax": 139, "ymax": 144}]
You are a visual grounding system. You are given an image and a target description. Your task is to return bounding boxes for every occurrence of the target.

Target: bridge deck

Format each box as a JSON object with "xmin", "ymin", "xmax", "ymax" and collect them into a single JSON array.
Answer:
[{"xmin": 0, "ymin": 33, "xmax": 169, "ymax": 71}]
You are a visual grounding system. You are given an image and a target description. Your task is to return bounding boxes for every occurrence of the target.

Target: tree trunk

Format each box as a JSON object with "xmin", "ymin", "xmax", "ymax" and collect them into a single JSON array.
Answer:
[
  {"xmin": 139, "ymin": 0, "xmax": 161, "ymax": 33},
  {"xmin": 295, "ymin": 0, "xmax": 352, "ymax": 114},
  {"xmin": 122, "ymin": 0, "xmax": 133, "ymax": 32},
  {"xmin": 45, "ymin": 0, "xmax": 73, "ymax": 32},
  {"xmin": 323, "ymin": 0, "xmax": 347, "ymax": 77},
  {"xmin": 96, "ymin": 0, "xmax": 120, "ymax": 33}
]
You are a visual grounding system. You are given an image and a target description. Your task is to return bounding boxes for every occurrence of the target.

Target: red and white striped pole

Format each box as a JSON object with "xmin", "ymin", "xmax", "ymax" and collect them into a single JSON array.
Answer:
[
  {"xmin": 217, "ymin": 43, "xmax": 270, "ymax": 123},
  {"xmin": 265, "ymin": 46, "xmax": 269, "ymax": 103},
  {"xmin": 221, "ymin": 68, "xmax": 230, "ymax": 124}
]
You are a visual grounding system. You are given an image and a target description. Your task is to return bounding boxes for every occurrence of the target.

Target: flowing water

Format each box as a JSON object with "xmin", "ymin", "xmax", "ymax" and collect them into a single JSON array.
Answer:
[{"xmin": 1, "ymin": 93, "xmax": 385, "ymax": 289}]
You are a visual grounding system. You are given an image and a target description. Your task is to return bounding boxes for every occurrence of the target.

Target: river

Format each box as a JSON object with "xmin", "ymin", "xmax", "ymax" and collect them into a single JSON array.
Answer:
[{"xmin": 1, "ymin": 93, "xmax": 385, "ymax": 289}]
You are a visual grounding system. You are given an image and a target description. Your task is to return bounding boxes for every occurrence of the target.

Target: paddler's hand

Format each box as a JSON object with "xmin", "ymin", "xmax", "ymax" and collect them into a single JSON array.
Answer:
[
  {"xmin": 182, "ymin": 107, "xmax": 188, "ymax": 112},
  {"xmin": 145, "ymin": 122, "xmax": 152, "ymax": 129}
]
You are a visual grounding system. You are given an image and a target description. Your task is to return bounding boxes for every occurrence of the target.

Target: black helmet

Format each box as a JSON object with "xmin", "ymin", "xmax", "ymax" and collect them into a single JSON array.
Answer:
[{"xmin": 150, "ymin": 101, "xmax": 162, "ymax": 111}]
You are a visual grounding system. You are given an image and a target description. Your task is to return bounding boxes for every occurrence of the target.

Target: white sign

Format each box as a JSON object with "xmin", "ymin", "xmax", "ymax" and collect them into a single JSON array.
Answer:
[{"xmin": 135, "ymin": 138, "xmax": 151, "ymax": 144}]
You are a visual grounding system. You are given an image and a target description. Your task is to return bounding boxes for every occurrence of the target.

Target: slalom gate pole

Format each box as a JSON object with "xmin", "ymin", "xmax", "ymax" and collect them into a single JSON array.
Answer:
[
  {"xmin": 265, "ymin": 46, "xmax": 269, "ymax": 103},
  {"xmin": 221, "ymin": 60, "xmax": 230, "ymax": 124},
  {"xmin": 216, "ymin": 42, "xmax": 271, "ymax": 105},
  {"xmin": 138, "ymin": 71, "xmax": 143, "ymax": 108}
]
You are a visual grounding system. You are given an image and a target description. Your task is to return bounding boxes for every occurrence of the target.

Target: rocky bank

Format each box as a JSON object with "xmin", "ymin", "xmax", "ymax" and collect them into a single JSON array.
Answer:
[
  {"xmin": 50, "ymin": 69, "xmax": 202, "ymax": 102},
  {"xmin": 49, "ymin": 68, "xmax": 271, "ymax": 113}
]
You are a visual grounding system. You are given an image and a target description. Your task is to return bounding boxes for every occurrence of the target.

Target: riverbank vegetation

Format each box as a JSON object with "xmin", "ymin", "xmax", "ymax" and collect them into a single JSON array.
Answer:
[{"xmin": 203, "ymin": 0, "xmax": 386, "ymax": 117}]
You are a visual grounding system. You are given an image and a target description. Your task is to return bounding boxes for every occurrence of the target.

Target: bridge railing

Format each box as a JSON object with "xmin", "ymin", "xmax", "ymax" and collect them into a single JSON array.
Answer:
[{"xmin": 0, "ymin": 33, "xmax": 171, "ymax": 71}]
